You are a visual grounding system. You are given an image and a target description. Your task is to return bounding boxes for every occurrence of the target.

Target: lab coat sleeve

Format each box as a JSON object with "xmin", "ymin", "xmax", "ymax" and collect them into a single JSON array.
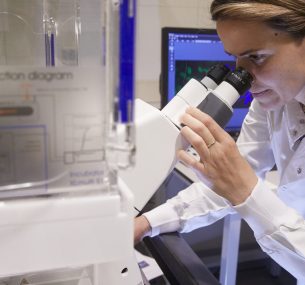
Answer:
[
  {"xmin": 144, "ymin": 182, "xmax": 235, "ymax": 237},
  {"xmin": 235, "ymin": 179, "xmax": 305, "ymax": 280}
]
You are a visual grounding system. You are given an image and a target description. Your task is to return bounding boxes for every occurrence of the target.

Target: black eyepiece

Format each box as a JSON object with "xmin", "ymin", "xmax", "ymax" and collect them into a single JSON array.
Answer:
[
  {"xmin": 206, "ymin": 64, "xmax": 231, "ymax": 85},
  {"xmin": 224, "ymin": 67, "xmax": 253, "ymax": 96}
]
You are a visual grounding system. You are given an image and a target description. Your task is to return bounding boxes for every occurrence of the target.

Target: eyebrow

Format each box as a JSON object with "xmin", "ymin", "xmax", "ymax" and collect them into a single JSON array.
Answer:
[{"xmin": 225, "ymin": 49, "xmax": 260, "ymax": 57}]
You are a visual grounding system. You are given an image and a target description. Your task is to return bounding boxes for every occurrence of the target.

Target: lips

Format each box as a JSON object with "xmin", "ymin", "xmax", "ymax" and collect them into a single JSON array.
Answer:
[{"xmin": 251, "ymin": 89, "xmax": 270, "ymax": 98}]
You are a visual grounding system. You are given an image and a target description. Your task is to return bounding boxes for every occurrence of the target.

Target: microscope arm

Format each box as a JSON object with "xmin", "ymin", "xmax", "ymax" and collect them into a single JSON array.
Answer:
[{"xmin": 119, "ymin": 98, "xmax": 189, "ymax": 213}]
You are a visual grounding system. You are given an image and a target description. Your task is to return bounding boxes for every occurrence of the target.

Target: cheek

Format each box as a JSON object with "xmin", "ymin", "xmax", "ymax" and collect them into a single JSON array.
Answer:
[
  {"xmin": 258, "ymin": 57, "xmax": 301, "ymax": 90},
  {"xmin": 253, "ymin": 63, "xmax": 283, "ymax": 88}
]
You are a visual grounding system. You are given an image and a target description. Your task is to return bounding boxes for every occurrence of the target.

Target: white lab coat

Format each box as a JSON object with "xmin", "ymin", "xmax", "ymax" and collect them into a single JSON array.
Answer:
[{"xmin": 144, "ymin": 98, "xmax": 305, "ymax": 280}]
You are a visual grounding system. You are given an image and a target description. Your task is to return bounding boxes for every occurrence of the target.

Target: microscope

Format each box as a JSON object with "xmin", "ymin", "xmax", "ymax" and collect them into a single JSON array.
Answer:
[{"xmin": 119, "ymin": 64, "xmax": 253, "ymax": 213}]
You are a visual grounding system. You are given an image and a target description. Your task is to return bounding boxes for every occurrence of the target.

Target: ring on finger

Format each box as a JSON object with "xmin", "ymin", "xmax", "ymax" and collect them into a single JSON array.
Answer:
[{"xmin": 207, "ymin": 139, "xmax": 216, "ymax": 149}]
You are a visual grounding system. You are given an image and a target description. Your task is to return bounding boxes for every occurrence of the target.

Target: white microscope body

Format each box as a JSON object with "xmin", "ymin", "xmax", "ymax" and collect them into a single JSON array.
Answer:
[{"xmin": 120, "ymin": 65, "xmax": 253, "ymax": 212}]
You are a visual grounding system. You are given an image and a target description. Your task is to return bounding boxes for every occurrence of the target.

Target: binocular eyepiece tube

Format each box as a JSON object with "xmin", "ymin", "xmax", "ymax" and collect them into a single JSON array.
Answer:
[{"xmin": 161, "ymin": 64, "xmax": 253, "ymax": 129}]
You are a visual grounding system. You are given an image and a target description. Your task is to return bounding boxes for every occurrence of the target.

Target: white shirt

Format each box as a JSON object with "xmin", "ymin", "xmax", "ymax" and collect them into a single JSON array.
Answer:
[{"xmin": 144, "ymin": 98, "xmax": 305, "ymax": 280}]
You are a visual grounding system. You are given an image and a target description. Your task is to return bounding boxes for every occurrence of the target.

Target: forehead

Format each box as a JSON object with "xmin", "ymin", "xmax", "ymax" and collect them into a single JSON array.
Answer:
[{"xmin": 216, "ymin": 19, "xmax": 285, "ymax": 55}]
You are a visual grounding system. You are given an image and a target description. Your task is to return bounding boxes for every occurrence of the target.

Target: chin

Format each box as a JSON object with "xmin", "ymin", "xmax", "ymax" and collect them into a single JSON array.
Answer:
[{"xmin": 257, "ymin": 99, "xmax": 282, "ymax": 111}]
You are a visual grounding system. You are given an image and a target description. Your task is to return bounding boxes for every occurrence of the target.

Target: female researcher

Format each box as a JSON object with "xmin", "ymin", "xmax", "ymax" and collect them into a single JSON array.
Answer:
[{"xmin": 135, "ymin": 0, "xmax": 305, "ymax": 280}]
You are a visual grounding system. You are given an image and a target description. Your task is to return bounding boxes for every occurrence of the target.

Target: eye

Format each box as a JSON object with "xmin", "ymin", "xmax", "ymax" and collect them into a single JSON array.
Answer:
[{"xmin": 248, "ymin": 54, "xmax": 267, "ymax": 65}]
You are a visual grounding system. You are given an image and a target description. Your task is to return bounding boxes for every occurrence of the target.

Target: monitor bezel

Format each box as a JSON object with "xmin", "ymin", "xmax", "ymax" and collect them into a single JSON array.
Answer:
[{"xmin": 160, "ymin": 27, "xmax": 219, "ymax": 109}]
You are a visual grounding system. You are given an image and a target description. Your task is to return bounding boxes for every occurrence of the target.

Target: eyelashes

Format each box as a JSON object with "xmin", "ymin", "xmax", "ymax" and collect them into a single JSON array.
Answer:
[{"xmin": 248, "ymin": 54, "xmax": 268, "ymax": 64}]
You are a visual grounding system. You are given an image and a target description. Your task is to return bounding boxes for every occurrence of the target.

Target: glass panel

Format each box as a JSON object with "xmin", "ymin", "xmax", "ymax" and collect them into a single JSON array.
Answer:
[{"xmin": 0, "ymin": 0, "xmax": 136, "ymax": 197}]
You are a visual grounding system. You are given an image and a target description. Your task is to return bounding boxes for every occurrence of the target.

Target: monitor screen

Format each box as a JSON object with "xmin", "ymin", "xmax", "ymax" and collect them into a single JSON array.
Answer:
[{"xmin": 160, "ymin": 27, "xmax": 253, "ymax": 133}]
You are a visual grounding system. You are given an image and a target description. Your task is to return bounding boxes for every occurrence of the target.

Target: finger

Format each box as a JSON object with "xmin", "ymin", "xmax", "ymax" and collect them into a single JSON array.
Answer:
[
  {"xmin": 185, "ymin": 107, "xmax": 230, "ymax": 142},
  {"xmin": 177, "ymin": 149, "xmax": 213, "ymax": 189},
  {"xmin": 180, "ymin": 125, "xmax": 210, "ymax": 159},
  {"xmin": 180, "ymin": 113, "xmax": 215, "ymax": 148},
  {"xmin": 177, "ymin": 149, "xmax": 205, "ymax": 173}
]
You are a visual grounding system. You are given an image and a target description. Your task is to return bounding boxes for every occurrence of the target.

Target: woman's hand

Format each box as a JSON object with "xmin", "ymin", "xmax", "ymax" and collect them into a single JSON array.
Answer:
[
  {"xmin": 178, "ymin": 107, "xmax": 258, "ymax": 205},
  {"xmin": 134, "ymin": 215, "xmax": 152, "ymax": 244}
]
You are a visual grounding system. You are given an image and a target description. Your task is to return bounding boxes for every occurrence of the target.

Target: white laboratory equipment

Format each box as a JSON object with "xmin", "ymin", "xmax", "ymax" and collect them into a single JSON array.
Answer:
[{"xmin": 0, "ymin": 0, "xmax": 143, "ymax": 284}]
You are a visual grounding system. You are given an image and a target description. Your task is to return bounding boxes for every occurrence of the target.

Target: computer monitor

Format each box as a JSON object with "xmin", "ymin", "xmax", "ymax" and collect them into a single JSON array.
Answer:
[{"xmin": 160, "ymin": 27, "xmax": 253, "ymax": 134}]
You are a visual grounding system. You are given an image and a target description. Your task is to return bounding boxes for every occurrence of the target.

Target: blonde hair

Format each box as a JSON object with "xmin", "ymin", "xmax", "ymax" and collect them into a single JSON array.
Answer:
[{"xmin": 210, "ymin": 0, "xmax": 305, "ymax": 38}]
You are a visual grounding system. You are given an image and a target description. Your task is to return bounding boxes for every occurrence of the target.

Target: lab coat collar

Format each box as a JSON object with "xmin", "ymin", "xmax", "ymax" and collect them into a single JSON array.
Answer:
[{"xmin": 285, "ymin": 99, "xmax": 305, "ymax": 149}]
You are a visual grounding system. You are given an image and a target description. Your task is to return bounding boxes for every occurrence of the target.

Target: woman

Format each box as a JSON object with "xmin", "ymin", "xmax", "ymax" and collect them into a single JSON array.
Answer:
[{"xmin": 135, "ymin": 0, "xmax": 305, "ymax": 280}]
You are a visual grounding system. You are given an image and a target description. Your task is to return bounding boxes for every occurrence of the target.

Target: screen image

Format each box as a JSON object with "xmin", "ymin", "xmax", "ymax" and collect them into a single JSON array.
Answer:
[
  {"xmin": 160, "ymin": 27, "xmax": 253, "ymax": 133},
  {"xmin": 175, "ymin": 60, "xmax": 235, "ymax": 95}
]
